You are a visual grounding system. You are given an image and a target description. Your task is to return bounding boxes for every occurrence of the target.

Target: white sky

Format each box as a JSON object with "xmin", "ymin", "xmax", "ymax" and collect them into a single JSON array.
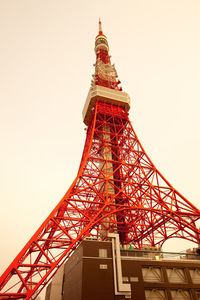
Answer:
[{"xmin": 0, "ymin": 1, "xmax": 200, "ymax": 297}]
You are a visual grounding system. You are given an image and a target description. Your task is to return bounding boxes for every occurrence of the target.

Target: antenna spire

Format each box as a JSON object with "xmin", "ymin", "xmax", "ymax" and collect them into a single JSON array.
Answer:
[{"xmin": 99, "ymin": 18, "xmax": 103, "ymax": 35}]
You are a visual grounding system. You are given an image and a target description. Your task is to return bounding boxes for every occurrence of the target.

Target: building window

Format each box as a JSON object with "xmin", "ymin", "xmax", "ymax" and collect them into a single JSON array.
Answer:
[
  {"xmin": 145, "ymin": 289, "xmax": 167, "ymax": 300},
  {"xmin": 142, "ymin": 267, "xmax": 163, "ymax": 282},
  {"xmin": 99, "ymin": 248, "xmax": 108, "ymax": 258},
  {"xmin": 189, "ymin": 268, "xmax": 200, "ymax": 284},
  {"xmin": 166, "ymin": 268, "xmax": 187, "ymax": 283},
  {"xmin": 195, "ymin": 290, "xmax": 200, "ymax": 300},
  {"xmin": 170, "ymin": 289, "xmax": 191, "ymax": 300}
]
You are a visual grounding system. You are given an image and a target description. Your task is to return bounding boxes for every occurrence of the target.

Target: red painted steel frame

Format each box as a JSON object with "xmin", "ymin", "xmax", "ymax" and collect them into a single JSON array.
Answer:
[
  {"xmin": 1, "ymin": 22, "xmax": 200, "ymax": 299},
  {"xmin": 0, "ymin": 101, "xmax": 200, "ymax": 299}
]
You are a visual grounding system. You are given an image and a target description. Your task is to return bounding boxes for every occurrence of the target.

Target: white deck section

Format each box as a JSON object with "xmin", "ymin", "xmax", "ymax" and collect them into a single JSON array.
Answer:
[{"xmin": 82, "ymin": 85, "xmax": 130, "ymax": 125}]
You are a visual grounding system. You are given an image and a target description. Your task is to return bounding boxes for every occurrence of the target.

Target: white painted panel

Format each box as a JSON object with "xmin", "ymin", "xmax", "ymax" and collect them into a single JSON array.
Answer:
[
  {"xmin": 99, "ymin": 264, "xmax": 108, "ymax": 269},
  {"xmin": 130, "ymin": 277, "xmax": 139, "ymax": 282},
  {"xmin": 122, "ymin": 276, "xmax": 129, "ymax": 282}
]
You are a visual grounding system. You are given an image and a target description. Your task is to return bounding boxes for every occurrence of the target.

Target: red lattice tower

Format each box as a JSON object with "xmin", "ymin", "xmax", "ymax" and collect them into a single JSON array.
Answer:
[{"xmin": 0, "ymin": 20, "xmax": 200, "ymax": 300}]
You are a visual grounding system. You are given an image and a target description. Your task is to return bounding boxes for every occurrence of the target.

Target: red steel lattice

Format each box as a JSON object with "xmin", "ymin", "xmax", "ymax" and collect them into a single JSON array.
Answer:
[
  {"xmin": 0, "ymin": 101, "xmax": 200, "ymax": 299},
  {"xmin": 0, "ymin": 21, "xmax": 200, "ymax": 299}
]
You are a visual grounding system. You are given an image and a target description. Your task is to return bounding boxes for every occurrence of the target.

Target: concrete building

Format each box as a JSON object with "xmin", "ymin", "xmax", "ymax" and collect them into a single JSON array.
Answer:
[{"xmin": 45, "ymin": 235, "xmax": 200, "ymax": 300}]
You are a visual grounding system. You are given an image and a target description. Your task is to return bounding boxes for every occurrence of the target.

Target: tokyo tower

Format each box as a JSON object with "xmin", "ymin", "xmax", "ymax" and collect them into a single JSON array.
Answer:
[{"xmin": 0, "ymin": 20, "xmax": 200, "ymax": 300}]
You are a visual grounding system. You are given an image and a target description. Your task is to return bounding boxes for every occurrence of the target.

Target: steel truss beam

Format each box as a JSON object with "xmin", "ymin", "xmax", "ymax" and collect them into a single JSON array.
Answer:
[{"xmin": 0, "ymin": 101, "xmax": 200, "ymax": 299}]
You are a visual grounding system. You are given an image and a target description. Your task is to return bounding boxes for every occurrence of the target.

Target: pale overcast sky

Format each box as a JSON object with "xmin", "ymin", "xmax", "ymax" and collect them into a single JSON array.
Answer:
[{"xmin": 0, "ymin": 1, "xmax": 200, "ymax": 298}]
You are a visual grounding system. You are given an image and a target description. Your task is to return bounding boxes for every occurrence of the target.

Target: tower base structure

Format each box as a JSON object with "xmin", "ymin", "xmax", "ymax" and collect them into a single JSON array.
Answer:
[{"xmin": 45, "ymin": 236, "xmax": 200, "ymax": 300}]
